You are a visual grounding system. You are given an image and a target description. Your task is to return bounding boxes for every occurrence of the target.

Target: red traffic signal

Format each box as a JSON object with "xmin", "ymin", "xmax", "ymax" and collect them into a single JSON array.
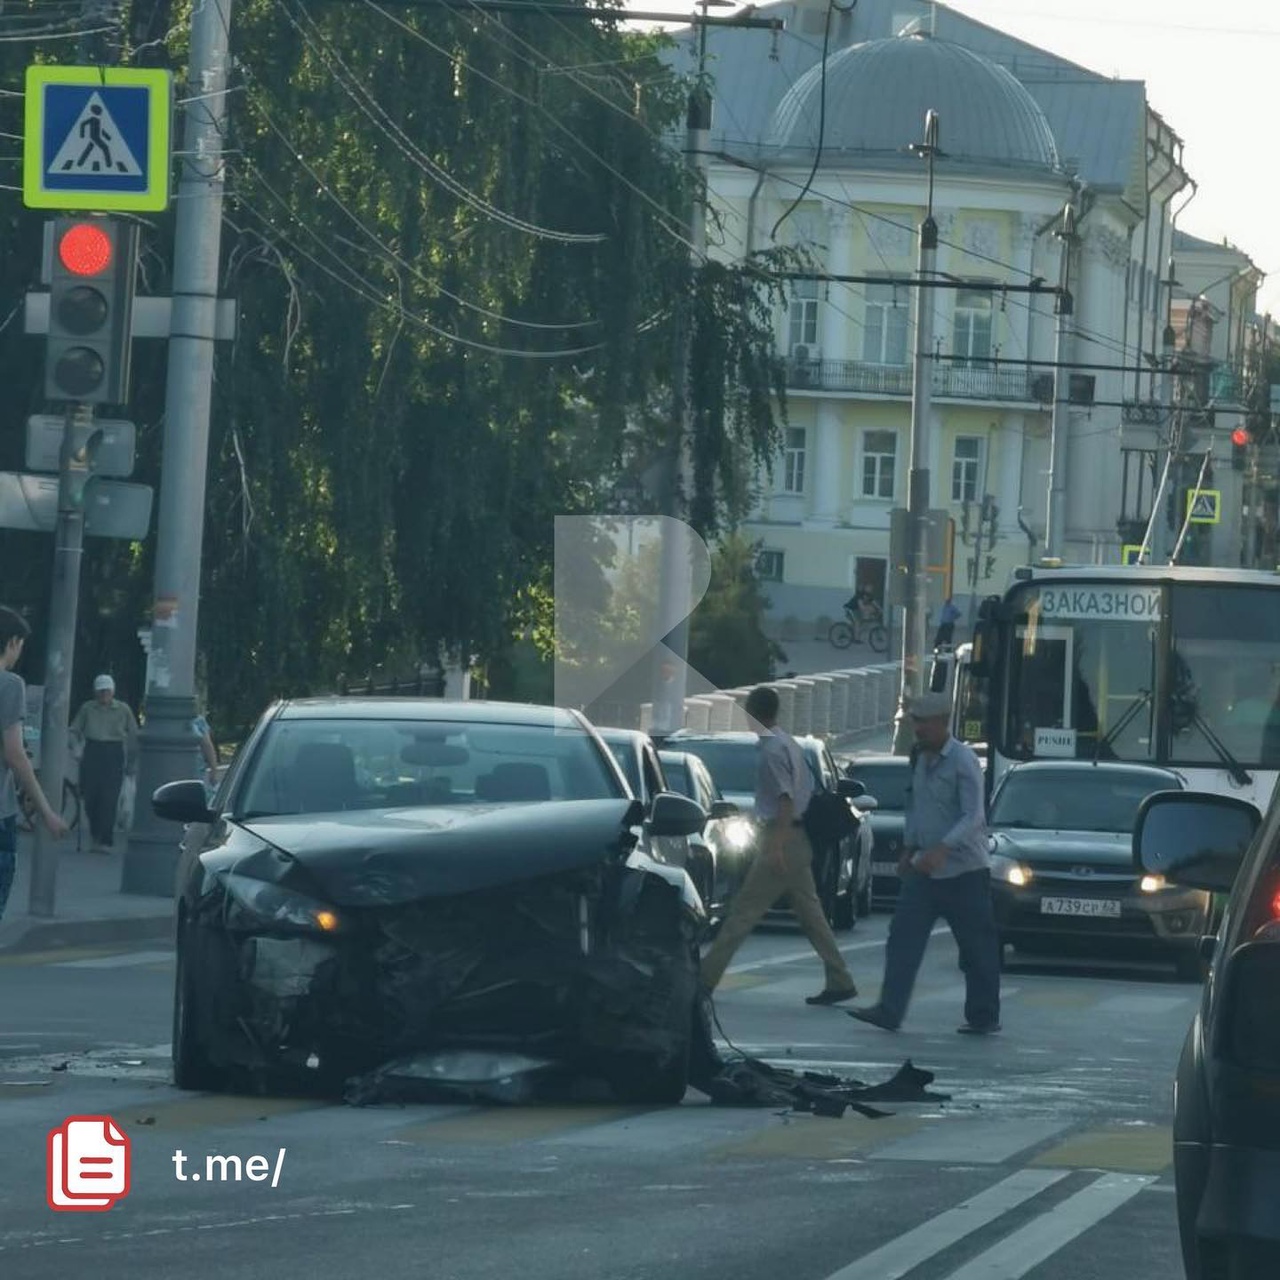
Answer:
[
  {"xmin": 1232, "ymin": 427, "xmax": 1250, "ymax": 448},
  {"xmin": 57, "ymin": 222, "xmax": 113, "ymax": 277}
]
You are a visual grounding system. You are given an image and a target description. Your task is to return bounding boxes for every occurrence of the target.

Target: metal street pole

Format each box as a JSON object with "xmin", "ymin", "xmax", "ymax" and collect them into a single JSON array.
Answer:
[
  {"xmin": 29, "ymin": 404, "xmax": 95, "ymax": 916},
  {"xmin": 650, "ymin": 66, "xmax": 711, "ymax": 737},
  {"xmin": 1145, "ymin": 330, "xmax": 1179, "ymax": 564},
  {"xmin": 1044, "ymin": 203, "xmax": 1076, "ymax": 557},
  {"xmin": 893, "ymin": 111, "xmax": 940, "ymax": 752},
  {"xmin": 124, "ymin": 0, "xmax": 234, "ymax": 893}
]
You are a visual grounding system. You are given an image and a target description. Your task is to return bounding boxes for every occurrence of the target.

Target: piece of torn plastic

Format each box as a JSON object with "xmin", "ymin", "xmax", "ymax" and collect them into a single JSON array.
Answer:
[{"xmin": 691, "ymin": 1057, "xmax": 950, "ymax": 1118}]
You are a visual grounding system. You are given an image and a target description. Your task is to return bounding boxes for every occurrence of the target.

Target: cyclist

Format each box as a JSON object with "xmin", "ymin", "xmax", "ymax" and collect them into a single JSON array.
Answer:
[
  {"xmin": 1, "ymin": 607, "xmax": 69, "ymax": 923},
  {"xmin": 845, "ymin": 586, "xmax": 883, "ymax": 625}
]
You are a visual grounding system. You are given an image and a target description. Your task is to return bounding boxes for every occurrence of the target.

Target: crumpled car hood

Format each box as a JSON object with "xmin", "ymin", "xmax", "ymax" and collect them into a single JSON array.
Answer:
[
  {"xmin": 990, "ymin": 829, "xmax": 1131, "ymax": 868},
  {"xmin": 236, "ymin": 798, "xmax": 641, "ymax": 906}
]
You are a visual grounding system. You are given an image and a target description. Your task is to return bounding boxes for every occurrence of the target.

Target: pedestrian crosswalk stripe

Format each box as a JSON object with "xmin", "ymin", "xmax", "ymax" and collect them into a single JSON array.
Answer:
[
  {"xmin": 873, "ymin": 1118, "xmax": 1071, "ymax": 1165},
  {"xmin": 1092, "ymin": 994, "xmax": 1195, "ymax": 1017},
  {"xmin": 53, "ymin": 949, "xmax": 174, "ymax": 969},
  {"xmin": 1015, "ymin": 989, "xmax": 1098, "ymax": 1010},
  {"xmin": 820, "ymin": 1169, "xmax": 1068, "ymax": 1280},
  {"xmin": 1031, "ymin": 1124, "xmax": 1172, "ymax": 1173},
  {"xmin": 716, "ymin": 972, "xmax": 771, "ymax": 992},
  {"xmin": 709, "ymin": 1112, "xmax": 925, "ymax": 1161},
  {"xmin": 942, "ymin": 1172, "xmax": 1156, "ymax": 1278},
  {"xmin": 108, "ymin": 1095, "xmax": 334, "ymax": 1131},
  {"xmin": 392, "ymin": 1104, "xmax": 640, "ymax": 1145}
]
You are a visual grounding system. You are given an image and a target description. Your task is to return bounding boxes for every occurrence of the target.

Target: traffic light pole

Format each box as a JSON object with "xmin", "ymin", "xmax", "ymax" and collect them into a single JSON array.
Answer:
[
  {"xmin": 123, "ymin": 0, "xmax": 234, "ymax": 894},
  {"xmin": 29, "ymin": 403, "xmax": 95, "ymax": 917}
]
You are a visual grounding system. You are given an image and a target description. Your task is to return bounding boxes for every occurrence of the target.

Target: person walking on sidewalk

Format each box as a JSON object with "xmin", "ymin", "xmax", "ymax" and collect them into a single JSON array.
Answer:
[
  {"xmin": 698, "ymin": 684, "xmax": 859, "ymax": 1006},
  {"xmin": 847, "ymin": 691, "xmax": 1001, "ymax": 1035},
  {"xmin": 70, "ymin": 674, "xmax": 138, "ymax": 853},
  {"xmin": 0, "ymin": 607, "xmax": 69, "ymax": 922}
]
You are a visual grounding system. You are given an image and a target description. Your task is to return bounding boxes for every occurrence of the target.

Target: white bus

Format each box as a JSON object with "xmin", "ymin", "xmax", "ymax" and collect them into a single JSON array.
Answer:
[{"xmin": 968, "ymin": 564, "xmax": 1280, "ymax": 808}]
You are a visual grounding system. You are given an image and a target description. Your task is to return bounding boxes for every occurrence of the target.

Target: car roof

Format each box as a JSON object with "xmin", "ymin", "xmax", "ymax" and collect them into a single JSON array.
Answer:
[
  {"xmin": 844, "ymin": 754, "xmax": 909, "ymax": 768},
  {"xmin": 1001, "ymin": 760, "xmax": 1184, "ymax": 783},
  {"xmin": 667, "ymin": 730, "xmax": 823, "ymax": 750},
  {"xmin": 595, "ymin": 726, "xmax": 652, "ymax": 746},
  {"xmin": 274, "ymin": 698, "xmax": 588, "ymax": 728}
]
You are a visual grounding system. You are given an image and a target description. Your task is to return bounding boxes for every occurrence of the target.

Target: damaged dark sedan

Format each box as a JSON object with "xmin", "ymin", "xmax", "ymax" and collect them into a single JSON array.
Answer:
[{"xmin": 151, "ymin": 698, "xmax": 710, "ymax": 1104}]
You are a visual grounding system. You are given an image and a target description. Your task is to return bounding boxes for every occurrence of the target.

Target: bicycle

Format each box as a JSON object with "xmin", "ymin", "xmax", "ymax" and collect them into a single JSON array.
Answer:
[{"xmin": 829, "ymin": 604, "xmax": 888, "ymax": 654}]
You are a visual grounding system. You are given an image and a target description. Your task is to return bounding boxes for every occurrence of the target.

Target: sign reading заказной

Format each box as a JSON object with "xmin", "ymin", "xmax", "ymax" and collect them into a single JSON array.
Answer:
[{"xmin": 1036, "ymin": 586, "xmax": 1162, "ymax": 622}]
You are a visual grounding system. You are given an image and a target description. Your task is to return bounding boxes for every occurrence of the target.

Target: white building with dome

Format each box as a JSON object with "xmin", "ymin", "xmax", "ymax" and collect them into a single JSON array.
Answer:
[{"xmin": 676, "ymin": 0, "xmax": 1259, "ymax": 628}]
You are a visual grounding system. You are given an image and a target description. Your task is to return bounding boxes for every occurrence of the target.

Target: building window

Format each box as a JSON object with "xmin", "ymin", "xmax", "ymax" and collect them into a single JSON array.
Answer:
[
  {"xmin": 862, "ymin": 281, "xmax": 909, "ymax": 365},
  {"xmin": 756, "ymin": 549, "xmax": 784, "ymax": 582},
  {"xmin": 952, "ymin": 436, "xmax": 984, "ymax": 503},
  {"xmin": 788, "ymin": 279, "xmax": 819, "ymax": 355},
  {"xmin": 781, "ymin": 427, "xmax": 806, "ymax": 494},
  {"xmin": 862, "ymin": 430, "xmax": 896, "ymax": 500},
  {"xmin": 952, "ymin": 287, "xmax": 993, "ymax": 364}
]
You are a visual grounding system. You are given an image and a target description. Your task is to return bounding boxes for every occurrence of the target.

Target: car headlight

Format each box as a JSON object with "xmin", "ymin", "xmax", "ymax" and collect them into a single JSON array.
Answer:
[
  {"xmin": 222, "ymin": 872, "xmax": 342, "ymax": 933},
  {"xmin": 721, "ymin": 816, "xmax": 758, "ymax": 851},
  {"xmin": 1139, "ymin": 874, "xmax": 1167, "ymax": 894},
  {"xmin": 990, "ymin": 853, "xmax": 1033, "ymax": 887}
]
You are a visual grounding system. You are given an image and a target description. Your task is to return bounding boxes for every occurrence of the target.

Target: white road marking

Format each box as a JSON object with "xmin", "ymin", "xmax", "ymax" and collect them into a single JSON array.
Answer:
[
  {"xmin": 873, "ymin": 1119, "xmax": 1071, "ymax": 1165},
  {"xmin": 52, "ymin": 950, "xmax": 174, "ymax": 969},
  {"xmin": 726, "ymin": 927, "xmax": 948, "ymax": 975},
  {"xmin": 821, "ymin": 1169, "xmax": 1068, "ymax": 1280},
  {"xmin": 941, "ymin": 1172, "xmax": 1156, "ymax": 1278},
  {"xmin": 1092, "ymin": 994, "xmax": 1195, "ymax": 1017}
]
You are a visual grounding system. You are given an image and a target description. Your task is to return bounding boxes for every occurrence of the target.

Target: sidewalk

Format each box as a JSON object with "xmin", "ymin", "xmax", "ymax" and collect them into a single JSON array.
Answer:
[{"xmin": 0, "ymin": 831, "xmax": 173, "ymax": 954}]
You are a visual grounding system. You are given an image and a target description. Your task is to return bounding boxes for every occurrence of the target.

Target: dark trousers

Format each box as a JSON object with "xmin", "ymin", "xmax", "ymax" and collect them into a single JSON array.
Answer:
[
  {"xmin": 880, "ymin": 868, "xmax": 1001, "ymax": 1028},
  {"xmin": 0, "ymin": 815, "xmax": 15, "ymax": 921},
  {"xmin": 82, "ymin": 739, "xmax": 125, "ymax": 847}
]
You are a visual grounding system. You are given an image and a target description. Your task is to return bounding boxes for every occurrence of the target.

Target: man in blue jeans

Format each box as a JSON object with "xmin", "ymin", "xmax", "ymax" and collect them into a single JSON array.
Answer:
[
  {"xmin": 0, "ymin": 607, "xmax": 69, "ymax": 922},
  {"xmin": 847, "ymin": 690, "xmax": 1001, "ymax": 1034}
]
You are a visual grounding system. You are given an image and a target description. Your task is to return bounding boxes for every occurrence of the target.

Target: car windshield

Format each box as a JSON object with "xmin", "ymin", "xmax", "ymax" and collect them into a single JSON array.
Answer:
[
  {"xmin": 234, "ymin": 718, "xmax": 625, "ymax": 818},
  {"xmin": 672, "ymin": 740, "xmax": 758, "ymax": 794},
  {"xmin": 848, "ymin": 763, "xmax": 911, "ymax": 810},
  {"xmin": 990, "ymin": 769, "xmax": 1178, "ymax": 834}
]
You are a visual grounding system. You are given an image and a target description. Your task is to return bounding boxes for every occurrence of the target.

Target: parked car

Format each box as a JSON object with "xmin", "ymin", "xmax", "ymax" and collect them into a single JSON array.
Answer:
[
  {"xmin": 988, "ymin": 761, "xmax": 1210, "ymax": 979},
  {"xmin": 662, "ymin": 730, "xmax": 873, "ymax": 929},
  {"xmin": 658, "ymin": 748, "xmax": 755, "ymax": 918},
  {"xmin": 1132, "ymin": 786, "xmax": 1277, "ymax": 1278},
  {"xmin": 841, "ymin": 753, "xmax": 911, "ymax": 909},
  {"xmin": 152, "ymin": 698, "xmax": 708, "ymax": 1104}
]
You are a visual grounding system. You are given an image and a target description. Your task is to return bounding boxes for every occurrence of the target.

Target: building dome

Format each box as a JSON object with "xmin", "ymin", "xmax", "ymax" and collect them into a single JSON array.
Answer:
[{"xmin": 768, "ymin": 34, "xmax": 1060, "ymax": 173}]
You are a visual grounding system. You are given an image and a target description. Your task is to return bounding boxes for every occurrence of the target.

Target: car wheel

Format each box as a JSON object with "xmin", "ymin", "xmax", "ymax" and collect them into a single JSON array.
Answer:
[
  {"xmin": 172, "ymin": 918, "xmax": 228, "ymax": 1092},
  {"xmin": 607, "ymin": 1035, "xmax": 690, "ymax": 1106},
  {"xmin": 832, "ymin": 879, "xmax": 855, "ymax": 931}
]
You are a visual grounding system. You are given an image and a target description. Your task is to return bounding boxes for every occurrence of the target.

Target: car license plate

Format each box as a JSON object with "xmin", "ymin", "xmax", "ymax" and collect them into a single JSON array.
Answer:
[
  {"xmin": 1040, "ymin": 897, "xmax": 1122, "ymax": 918},
  {"xmin": 873, "ymin": 861, "xmax": 898, "ymax": 877}
]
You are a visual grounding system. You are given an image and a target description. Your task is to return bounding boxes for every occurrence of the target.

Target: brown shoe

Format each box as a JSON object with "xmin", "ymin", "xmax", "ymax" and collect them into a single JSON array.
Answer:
[{"xmin": 806, "ymin": 986, "xmax": 859, "ymax": 1006}]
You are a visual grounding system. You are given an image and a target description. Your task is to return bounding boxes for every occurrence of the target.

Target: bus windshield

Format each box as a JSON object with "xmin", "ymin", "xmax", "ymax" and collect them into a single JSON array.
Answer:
[{"xmin": 999, "ymin": 580, "xmax": 1280, "ymax": 771}]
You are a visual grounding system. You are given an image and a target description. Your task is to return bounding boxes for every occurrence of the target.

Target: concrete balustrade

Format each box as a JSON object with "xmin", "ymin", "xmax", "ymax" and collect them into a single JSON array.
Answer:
[{"xmin": 683, "ymin": 699, "xmax": 712, "ymax": 732}]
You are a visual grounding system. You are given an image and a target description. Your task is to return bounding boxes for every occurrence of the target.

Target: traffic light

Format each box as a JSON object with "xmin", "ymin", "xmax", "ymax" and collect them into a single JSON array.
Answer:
[
  {"xmin": 60, "ymin": 419, "xmax": 105, "ymax": 509},
  {"xmin": 1232, "ymin": 425, "xmax": 1250, "ymax": 471},
  {"xmin": 45, "ymin": 217, "xmax": 139, "ymax": 405}
]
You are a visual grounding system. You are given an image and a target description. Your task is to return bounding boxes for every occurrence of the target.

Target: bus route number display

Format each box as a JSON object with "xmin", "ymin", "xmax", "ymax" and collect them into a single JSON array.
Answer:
[{"xmin": 1036, "ymin": 586, "xmax": 1162, "ymax": 622}]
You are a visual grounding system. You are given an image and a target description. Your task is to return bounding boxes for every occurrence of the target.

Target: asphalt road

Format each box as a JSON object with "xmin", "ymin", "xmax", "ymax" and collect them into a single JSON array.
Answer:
[{"xmin": 0, "ymin": 916, "xmax": 1194, "ymax": 1280}]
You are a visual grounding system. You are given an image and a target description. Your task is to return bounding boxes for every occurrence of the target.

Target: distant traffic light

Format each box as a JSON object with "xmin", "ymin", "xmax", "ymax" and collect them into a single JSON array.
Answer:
[{"xmin": 45, "ymin": 216, "xmax": 139, "ymax": 404}]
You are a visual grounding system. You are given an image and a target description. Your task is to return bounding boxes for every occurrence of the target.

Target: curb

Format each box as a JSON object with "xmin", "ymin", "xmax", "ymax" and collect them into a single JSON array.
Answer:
[{"xmin": 0, "ymin": 909, "xmax": 174, "ymax": 956}]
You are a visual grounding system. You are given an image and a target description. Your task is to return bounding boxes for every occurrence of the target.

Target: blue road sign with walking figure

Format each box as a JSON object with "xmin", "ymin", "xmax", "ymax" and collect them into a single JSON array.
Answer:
[{"xmin": 24, "ymin": 66, "xmax": 172, "ymax": 211}]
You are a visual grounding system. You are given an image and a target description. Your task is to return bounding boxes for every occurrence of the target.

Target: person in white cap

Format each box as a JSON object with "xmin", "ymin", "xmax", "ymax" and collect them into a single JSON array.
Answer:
[
  {"xmin": 69, "ymin": 675, "xmax": 139, "ymax": 852},
  {"xmin": 847, "ymin": 690, "xmax": 1001, "ymax": 1035}
]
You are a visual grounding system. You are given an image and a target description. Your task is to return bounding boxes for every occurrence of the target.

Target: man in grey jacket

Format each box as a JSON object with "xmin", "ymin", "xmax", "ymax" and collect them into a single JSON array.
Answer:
[{"xmin": 847, "ymin": 691, "xmax": 1001, "ymax": 1034}]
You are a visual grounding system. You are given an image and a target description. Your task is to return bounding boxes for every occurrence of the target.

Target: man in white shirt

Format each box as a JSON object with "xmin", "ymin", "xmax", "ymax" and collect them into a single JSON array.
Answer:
[{"xmin": 698, "ymin": 685, "xmax": 859, "ymax": 1005}]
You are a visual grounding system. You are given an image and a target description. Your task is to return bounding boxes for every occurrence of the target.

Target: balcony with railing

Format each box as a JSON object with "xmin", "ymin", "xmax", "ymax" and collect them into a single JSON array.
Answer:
[{"xmin": 784, "ymin": 357, "xmax": 1036, "ymax": 403}]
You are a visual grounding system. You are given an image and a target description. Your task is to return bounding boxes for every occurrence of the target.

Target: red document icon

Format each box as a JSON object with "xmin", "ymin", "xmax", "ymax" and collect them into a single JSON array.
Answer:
[{"xmin": 47, "ymin": 1115, "xmax": 131, "ymax": 1211}]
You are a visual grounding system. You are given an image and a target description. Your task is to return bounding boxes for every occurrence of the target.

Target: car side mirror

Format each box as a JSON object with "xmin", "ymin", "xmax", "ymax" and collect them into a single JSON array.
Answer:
[
  {"xmin": 857, "ymin": 795, "xmax": 879, "ymax": 812},
  {"xmin": 152, "ymin": 779, "xmax": 215, "ymax": 825},
  {"xmin": 648, "ymin": 791, "xmax": 708, "ymax": 838},
  {"xmin": 837, "ymin": 778, "xmax": 866, "ymax": 799},
  {"xmin": 1133, "ymin": 790, "xmax": 1261, "ymax": 893},
  {"xmin": 708, "ymin": 800, "xmax": 739, "ymax": 821}
]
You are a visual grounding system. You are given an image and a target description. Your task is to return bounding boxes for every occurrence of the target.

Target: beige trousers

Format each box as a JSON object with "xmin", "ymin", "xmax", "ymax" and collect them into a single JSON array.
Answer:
[{"xmin": 699, "ymin": 824, "xmax": 856, "ymax": 992}]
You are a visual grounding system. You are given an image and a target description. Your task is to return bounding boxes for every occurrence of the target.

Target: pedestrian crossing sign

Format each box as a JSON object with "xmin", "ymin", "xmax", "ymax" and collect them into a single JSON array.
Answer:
[
  {"xmin": 23, "ymin": 65, "xmax": 172, "ymax": 211},
  {"xmin": 1185, "ymin": 489, "xmax": 1221, "ymax": 525}
]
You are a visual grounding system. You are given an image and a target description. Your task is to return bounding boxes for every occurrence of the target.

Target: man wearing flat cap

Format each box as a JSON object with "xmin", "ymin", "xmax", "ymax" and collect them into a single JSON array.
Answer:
[
  {"xmin": 848, "ymin": 690, "xmax": 1001, "ymax": 1034},
  {"xmin": 70, "ymin": 674, "xmax": 139, "ymax": 853}
]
